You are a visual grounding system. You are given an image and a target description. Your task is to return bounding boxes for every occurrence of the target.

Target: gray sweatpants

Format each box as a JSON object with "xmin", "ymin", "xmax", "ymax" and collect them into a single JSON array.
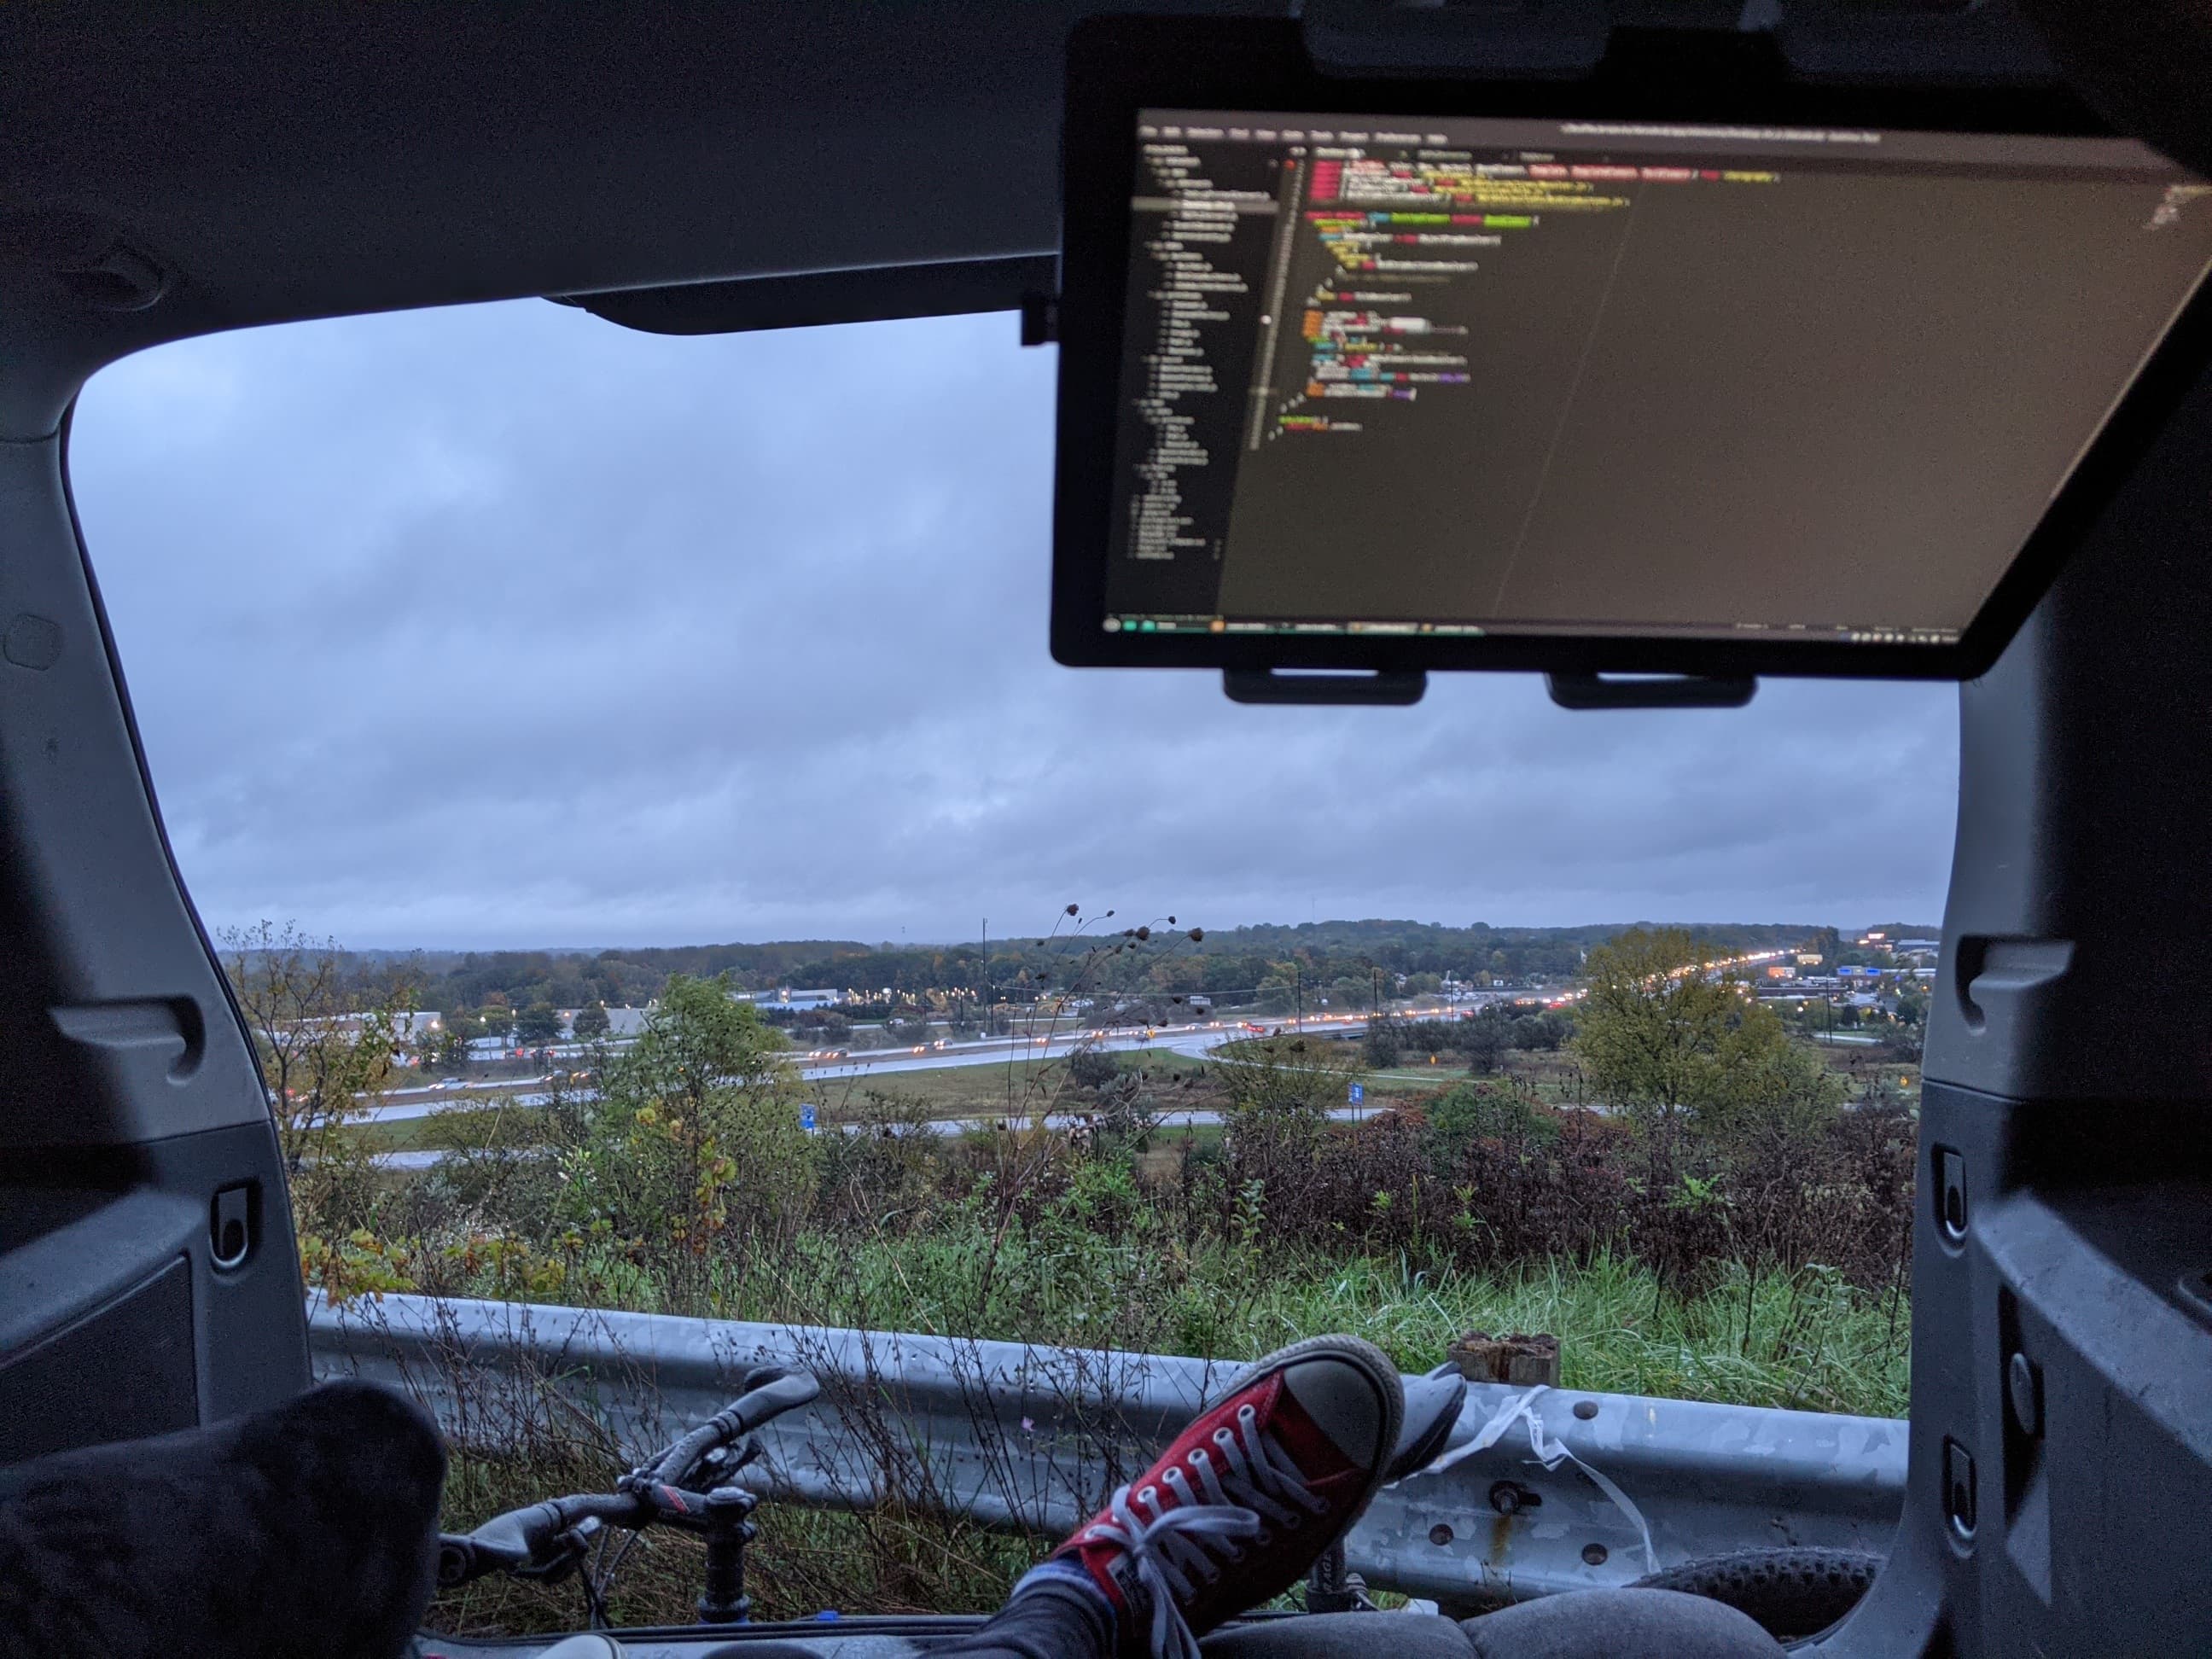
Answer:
[{"xmin": 932, "ymin": 1586, "xmax": 1786, "ymax": 1658}]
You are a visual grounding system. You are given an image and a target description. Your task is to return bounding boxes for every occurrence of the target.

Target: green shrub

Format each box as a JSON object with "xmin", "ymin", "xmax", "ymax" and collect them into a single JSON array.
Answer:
[{"xmin": 1423, "ymin": 1078, "xmax": 1558, "ymax": 1165}]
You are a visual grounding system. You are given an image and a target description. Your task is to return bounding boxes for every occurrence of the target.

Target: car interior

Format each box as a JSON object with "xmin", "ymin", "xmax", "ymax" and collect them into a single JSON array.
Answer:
[{"xmin": 3, "ymin": 2, "xmax": 2210, "ymax": 1654}]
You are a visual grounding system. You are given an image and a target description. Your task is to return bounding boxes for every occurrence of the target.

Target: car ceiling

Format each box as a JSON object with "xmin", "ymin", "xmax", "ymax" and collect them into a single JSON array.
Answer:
[{"xmin": 0, "ymin": 0, "xmax": 1284, "ymax": 439}]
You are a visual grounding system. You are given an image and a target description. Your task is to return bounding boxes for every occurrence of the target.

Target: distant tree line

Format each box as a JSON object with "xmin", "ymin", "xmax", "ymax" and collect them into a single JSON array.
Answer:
[{"xmin": 311, "ymin": 916, "xmax": 1857, "ymax": 1047}]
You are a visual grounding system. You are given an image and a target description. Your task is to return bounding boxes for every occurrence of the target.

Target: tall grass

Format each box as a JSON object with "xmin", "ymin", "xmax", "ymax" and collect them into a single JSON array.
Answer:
[
  {"xmin": 527, "ymin": 1233, "xmax": 1906, "ymax": 1421},
  {"xmin": 1243, "ymin": 1254, "xmax": 1906, "ymax": 1417},
  {"xmin": 616, "ymin": 1244, "xmax": 1901, "ymax": 1417}
]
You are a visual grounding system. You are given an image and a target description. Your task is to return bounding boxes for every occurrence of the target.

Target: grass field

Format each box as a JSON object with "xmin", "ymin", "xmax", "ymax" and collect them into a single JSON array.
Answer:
[
  {"xmin": 1360, "ymin": 1061, "xmax": 1478, "ymax": 1092},
  {"xmin": 806, "ymin": 1055, "xmax": 1097, "ymax": 1117},
  {"xmin": 351, "ymin": 1103, "xmax": 532, "ymax": 1153}
]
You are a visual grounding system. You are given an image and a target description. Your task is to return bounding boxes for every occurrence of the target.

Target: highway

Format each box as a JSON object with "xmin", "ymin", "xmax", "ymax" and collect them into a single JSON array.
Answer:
[
  {"xmin": 362, "ymin": 1021, "xmax": 1307, "ymax": 1124},
  {"xmin": 356, "ymin": 1003, "xmax": 1525, "ymax": 1126},
  {"xmin": 352, "ymin": 998, "xmax": 1547, "ymax": 1178},
  {"xmin": 352, "ymin": 963, "xmax": 1879, "ymax": 1167}
]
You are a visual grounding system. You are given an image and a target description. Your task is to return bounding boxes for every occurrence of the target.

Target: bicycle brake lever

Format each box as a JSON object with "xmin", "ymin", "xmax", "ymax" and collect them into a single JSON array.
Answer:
[
  {"xmin": 514, "ymin": 1519, "xmax": 598, "ymax": 1584},
  {"xmin": 691, "ymin": 1434, "xmax": 764, "ymax": 1487}
]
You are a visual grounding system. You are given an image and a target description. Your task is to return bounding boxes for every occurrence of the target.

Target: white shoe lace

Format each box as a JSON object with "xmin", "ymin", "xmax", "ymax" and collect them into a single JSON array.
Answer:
[{"xmin": 1079, "ymin": 1401, "xmax": 1334, "ymax": 1659}]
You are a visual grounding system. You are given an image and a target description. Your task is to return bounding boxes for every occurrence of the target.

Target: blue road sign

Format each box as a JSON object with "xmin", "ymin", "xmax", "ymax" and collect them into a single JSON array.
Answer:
[
  {"xmin": 800, "ymin": 1103, "xmax": 818, "ymax": 1132},
  {"xmin": 1348, "ymin": 1082, "xmax": 1365, "ymax": 1105}
]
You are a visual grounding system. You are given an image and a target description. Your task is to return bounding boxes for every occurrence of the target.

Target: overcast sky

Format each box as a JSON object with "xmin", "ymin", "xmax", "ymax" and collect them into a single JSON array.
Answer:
[{"xmin": 67, "ymin": 302, "xmax": 1958, "ymax": 950}]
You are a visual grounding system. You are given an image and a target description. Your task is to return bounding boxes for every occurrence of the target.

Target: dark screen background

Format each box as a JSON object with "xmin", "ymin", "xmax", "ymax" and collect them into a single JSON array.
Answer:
[{"xmin": 1103, "ymin": 120, "xmax": 2212, "ymax": 642}]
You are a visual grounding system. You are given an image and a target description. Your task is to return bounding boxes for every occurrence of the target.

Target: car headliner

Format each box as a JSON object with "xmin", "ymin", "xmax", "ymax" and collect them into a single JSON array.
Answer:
[{"xmin": 0, "ymin": 1, "xmax": 1281, "ymax": 439}]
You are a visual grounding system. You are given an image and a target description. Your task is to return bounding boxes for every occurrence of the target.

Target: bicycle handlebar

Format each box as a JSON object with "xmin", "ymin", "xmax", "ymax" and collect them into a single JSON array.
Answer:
[
  {"xmin": 647, "ymin": 1366, "xmax": 821, "ymax": 1487},
  {"xmin": 438, "ymin": 1490, "xmax": 649, "ymax": 1586},
  {"xmin": 434, "ymin": 1367, "xmax": 822, "ymax": 1592}
]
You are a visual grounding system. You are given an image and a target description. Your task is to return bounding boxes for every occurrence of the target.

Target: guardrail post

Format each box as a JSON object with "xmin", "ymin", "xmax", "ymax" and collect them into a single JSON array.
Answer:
[{"xmin": 1447, "ymin": 1331, "xmax": 1561, "ymax": 1386}]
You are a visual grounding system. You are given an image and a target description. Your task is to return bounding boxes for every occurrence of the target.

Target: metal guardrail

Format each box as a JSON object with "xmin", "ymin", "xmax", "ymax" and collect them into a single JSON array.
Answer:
[{"xmin": 311, "ymin": 1293, "xmax": 1904, "ymax": 1608}]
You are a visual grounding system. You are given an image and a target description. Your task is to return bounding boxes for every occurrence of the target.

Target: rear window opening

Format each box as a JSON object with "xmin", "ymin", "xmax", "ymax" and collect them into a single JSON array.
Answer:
[{"xmin": 69, "ymin": 297, "xmax": 1949, "ymax": 1631}]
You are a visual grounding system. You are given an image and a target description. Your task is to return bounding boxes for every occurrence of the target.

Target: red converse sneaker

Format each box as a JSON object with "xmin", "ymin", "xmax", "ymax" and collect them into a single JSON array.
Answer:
[{"xmin": 1041, "ymin": 1335, "xmax": 1404, "ymax": 1658}]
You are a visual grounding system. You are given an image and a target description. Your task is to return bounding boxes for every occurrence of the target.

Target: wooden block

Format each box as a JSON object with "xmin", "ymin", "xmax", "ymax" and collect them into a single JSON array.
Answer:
[{"xmin": 1447, "ymin": 1330, "xmax": 1562, "ymax": 1386}]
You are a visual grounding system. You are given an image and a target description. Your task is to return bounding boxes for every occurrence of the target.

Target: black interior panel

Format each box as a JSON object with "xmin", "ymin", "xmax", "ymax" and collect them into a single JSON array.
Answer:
[
  {"xmin": 0, "ymin": 1253, "xmax": 195, "ymax": 1466},
  {"xmin": 0, "ymin": 1127, "xmax": 306, "ymax": 1467}
]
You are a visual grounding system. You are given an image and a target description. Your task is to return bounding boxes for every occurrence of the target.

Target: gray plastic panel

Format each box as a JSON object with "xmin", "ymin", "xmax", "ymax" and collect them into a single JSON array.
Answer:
[
  {"xmin": 1815, "ymin": 300, "xmax": 2212, "ymax": 1657},
  {"xmin": 0, "ymin": 434, "xmax": 268, "ymax": 1144},
  {"xmin": 0, "ymin": 1251, "xmax": 196, "ymax": 1464},
  {"xmin": 0, "ymin": 1124, "xmax": 310, "ymax": 1466},
  {"xmin": 1924, "ymin": 348, "xmax": 2212, "ymax": 1103},
  {"xmin": 0, "ymin": 427, "xmax": 307, "ymax": 1452}
]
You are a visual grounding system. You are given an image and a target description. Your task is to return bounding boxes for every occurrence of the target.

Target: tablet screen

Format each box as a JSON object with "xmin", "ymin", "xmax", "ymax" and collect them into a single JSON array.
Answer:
[{"xmin": 1103, "ymin": 114, "xmax": 2212, "ymax": 650}]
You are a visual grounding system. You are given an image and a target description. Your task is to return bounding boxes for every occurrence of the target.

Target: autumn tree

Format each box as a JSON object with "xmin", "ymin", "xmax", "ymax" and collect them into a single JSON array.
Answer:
[
  {"xmin": 562, "ymin": 975, "xmax": 807, "ymax": 1312},
  {"xmin": 221, "ymin": 919, "xmax": 415, "ymax": 1238},
  {"xmin": 516, "ymin": 1001, "xmax": 563, "ymax": 1045},
  {"xmin": 1575, "ymin": 928, "xmax": 1842, "ymax": 1144},
  {"xmin": 432, "ymin": 1020, "xmax": 473, "ymax": 1070}
]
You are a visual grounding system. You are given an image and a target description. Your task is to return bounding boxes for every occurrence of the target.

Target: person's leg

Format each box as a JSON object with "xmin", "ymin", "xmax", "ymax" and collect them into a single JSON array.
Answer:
[
  {"xmin": 925, "ymin": 1565, "xmax": 1120, "ymax": 1659},
  {"xmin": 1459, "ymin": 1588, "xmax": 1787, "ymax": 1659},
  {"xmin": 933, "ymin": 1335, "xmax": 1404, "ymax": 1659},
  {"xmin": 1199, "ymin": 1610, "xmax": 1481, "ymax": 1656}
]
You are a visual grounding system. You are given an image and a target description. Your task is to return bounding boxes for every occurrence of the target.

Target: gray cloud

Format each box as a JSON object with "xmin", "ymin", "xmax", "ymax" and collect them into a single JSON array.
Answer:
[{"xmin": 68, "ymin": 301, "xmax": 1958, "ymax": 948}]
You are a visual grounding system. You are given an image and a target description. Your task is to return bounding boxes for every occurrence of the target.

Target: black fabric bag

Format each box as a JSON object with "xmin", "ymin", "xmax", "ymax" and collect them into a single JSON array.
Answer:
[{"xmin": 0, "ymin": 1379, "xmax": 444, "ymax": 1659}]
